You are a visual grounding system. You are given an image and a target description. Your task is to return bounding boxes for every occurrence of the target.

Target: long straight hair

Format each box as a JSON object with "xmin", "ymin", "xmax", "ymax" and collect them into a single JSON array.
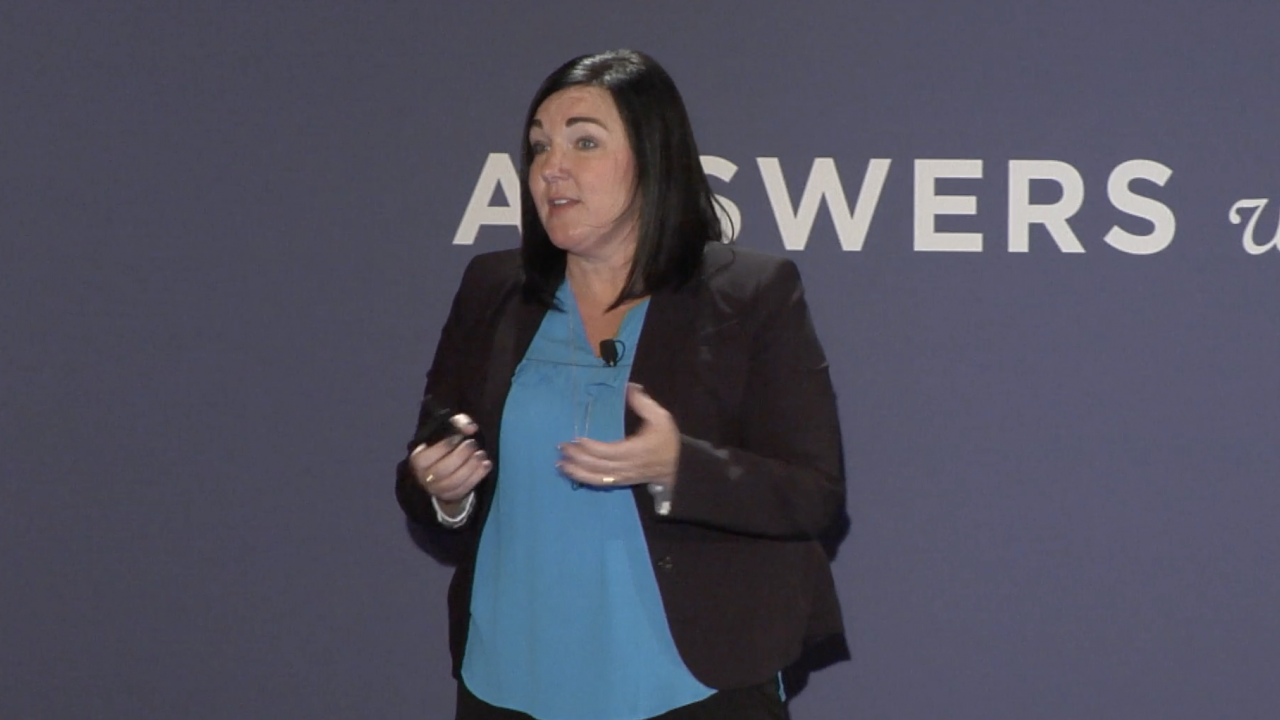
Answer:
[{"xmin": 519, "ymin": 50, "xmax": 723, "ymax": 309}]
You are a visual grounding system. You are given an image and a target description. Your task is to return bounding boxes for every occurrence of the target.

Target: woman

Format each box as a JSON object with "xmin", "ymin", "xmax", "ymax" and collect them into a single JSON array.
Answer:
[{"xmin": 396, "ymin": 49, "xmax": 845, "ymax": 720}]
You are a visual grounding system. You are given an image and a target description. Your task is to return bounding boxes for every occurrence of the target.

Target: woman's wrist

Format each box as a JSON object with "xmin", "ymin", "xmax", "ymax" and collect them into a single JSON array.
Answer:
[
  {"xmin": 431, "ymin": 493, "xmax": 475, "ymax": 527},
  {"xmin": 647, "ymin": 478, "xmax": 675, "ymax": 516}
]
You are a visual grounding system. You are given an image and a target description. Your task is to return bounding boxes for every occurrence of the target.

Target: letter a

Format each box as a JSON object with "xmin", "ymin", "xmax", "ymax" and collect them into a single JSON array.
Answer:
[{"xmin": 452, "ymin": 153, "xmax": 521, "ymax": 245}]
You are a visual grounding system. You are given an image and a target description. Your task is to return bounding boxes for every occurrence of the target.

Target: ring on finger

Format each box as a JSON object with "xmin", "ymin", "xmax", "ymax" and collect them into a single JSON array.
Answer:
[{"xmin": 602, "ymin": 476, "xmax": 616, "ymax": 485}]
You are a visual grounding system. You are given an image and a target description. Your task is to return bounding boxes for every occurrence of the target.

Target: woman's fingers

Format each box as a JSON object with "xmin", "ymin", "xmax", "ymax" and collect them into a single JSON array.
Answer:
[
  {"xmin": 557, "ymin": 457, "xmax": 638, "ymax": 487},
  {"xmin": 563, "ymin": 436, "xmax": 629, "ymax": 461},
  {"xmin": 407, "ymin": 413, "xmax": 480, "ymax": 471},
  {"xmin": 558, "ymin": 439, "xmax": 655, "ymax": 487},
  {"xmin": 625, "ymin": 383, "xmax": 670, "ymax": 425},
  {"xmin": 560, "ymin": 420, "xmax": 679, "ymax": 484},
  {"xmin": 408, "ymin": 434, "xmax": 462, "ymax": 474},
  {"xmin": 411, "ymin": 436, "xmax": 489, "ymax": 496},
  {"xmin": 436, "ymin": 452, "xmax": 492, "ymax": 502},
  {"xmin": 450, "ymin": 413, "xmax": 479, "ymax": 437}
]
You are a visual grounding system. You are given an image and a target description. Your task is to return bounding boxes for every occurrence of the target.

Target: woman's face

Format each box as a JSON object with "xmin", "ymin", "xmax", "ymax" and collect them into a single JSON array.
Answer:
[{"xmin": 527, "ymin": 85, "xmax": 638, "ymax": 259}]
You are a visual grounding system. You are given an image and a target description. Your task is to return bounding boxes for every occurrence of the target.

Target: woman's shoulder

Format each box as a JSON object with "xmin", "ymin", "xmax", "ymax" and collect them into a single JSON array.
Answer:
[
  {"xmin": 462, "ymin": 247, "xmax": 522, "ymax": 276},
  {"xmin": 457, "ymin": 248, "xmax": 523, "ymax": 294},
  {"xmin": 699, "ymin": 242, "xmax": 803, "ymax": 298}
]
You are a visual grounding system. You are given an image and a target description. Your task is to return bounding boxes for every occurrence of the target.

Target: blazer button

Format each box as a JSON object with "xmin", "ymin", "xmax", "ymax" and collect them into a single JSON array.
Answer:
[{"xmin": 656, "ymin": 555, "xmax": 674, "ymax": 573}]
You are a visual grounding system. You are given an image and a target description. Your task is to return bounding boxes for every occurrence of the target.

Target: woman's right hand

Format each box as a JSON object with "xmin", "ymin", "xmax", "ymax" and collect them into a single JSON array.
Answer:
[{"xmin": 407, "ymin": 414, "xmax": 491, "ymax": 507}]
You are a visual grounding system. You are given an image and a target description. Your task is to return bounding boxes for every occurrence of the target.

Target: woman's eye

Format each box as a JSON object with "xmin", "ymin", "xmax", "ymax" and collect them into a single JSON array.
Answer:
[
  {"xmin": 529, "ymin": 141, "xmax": 548, "ymax": 154},
  {"xmin": 575, "ymin": 137, "xmax": 598, "ymax": 150}
]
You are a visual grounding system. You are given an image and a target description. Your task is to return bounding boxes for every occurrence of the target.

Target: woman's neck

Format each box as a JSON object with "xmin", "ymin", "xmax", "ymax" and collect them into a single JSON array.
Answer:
[
  {"xmin": 565, "ymin": 250, "xmax": 644, "ymax": 355},
  {"xmin": 565, "ymin": 251, "xmax": 633, "ymax": 311}
]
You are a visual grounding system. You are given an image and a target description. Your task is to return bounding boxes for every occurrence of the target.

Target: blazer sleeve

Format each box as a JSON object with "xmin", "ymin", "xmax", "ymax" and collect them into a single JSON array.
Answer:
[
  {"xmin": 394, "ymin": 256, "xmax": 488, "ymax": 529},
  {"xmin": 664, "ymin": 258, "xmax": 846, "ymax": 539}
]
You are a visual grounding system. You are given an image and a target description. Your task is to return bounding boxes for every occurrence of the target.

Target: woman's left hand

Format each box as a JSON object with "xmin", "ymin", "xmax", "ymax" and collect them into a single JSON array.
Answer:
[{"xmin": 557, "ymin": 383, "xmax": 680, "ymax": 490}]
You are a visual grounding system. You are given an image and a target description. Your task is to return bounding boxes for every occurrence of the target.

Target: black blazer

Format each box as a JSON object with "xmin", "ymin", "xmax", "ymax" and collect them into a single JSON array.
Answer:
[{"xmin": 396, "ymin": 241, "xmax": 846, "ymax": 690}]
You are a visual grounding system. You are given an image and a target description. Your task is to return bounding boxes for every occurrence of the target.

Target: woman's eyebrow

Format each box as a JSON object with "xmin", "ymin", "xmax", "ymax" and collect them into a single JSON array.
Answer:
[{"xmin": 529, "ymin": 116, "xmax": 608, "ymax": 130}]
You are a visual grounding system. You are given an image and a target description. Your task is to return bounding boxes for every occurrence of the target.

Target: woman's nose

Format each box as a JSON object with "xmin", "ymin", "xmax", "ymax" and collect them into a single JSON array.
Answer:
[{"xmin": 539, "ymin": 144, "xmax": 568, "ymax": 182}]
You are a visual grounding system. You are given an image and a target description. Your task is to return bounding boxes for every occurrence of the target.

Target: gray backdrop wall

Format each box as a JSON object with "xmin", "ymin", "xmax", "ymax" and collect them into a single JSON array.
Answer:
[{"xmin": 3, "ymin": 1, "xmax": 1278, "ymax": 718}]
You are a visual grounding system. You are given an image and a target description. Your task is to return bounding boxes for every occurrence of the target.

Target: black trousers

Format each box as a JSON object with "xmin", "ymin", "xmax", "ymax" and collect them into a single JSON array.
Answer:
[{"xmin": 455, "ymin": 680, "xmax": 790, "ymax": 720}]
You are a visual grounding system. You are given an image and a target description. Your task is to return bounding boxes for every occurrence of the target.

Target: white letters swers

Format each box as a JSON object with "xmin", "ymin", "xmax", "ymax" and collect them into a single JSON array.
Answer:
[{"xmin": 453, "ymin": 154, "xmax": 1177, "ymax": 254}]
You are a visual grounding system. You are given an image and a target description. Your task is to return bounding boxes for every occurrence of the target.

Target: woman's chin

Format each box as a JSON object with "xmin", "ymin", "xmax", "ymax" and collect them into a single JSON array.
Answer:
[{"xmin": 548, "ymin": 234, "xmax": 594, "ymax": 256}]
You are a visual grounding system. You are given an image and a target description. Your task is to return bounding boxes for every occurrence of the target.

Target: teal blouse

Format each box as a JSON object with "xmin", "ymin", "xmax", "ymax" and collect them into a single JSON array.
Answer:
[{"xmin": 461, "ymin": 281, "xmax": 713, "ymax": 720}]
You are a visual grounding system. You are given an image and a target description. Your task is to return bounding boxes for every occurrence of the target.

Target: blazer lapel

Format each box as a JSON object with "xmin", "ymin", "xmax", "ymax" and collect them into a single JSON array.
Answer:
[
  {"xmin": 627, "ymin": 286, "xmax": 700, "ymax": 438},
  {"xmin": 628, "ymin": 243, "xmax": 738, "ymax": 434}
]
